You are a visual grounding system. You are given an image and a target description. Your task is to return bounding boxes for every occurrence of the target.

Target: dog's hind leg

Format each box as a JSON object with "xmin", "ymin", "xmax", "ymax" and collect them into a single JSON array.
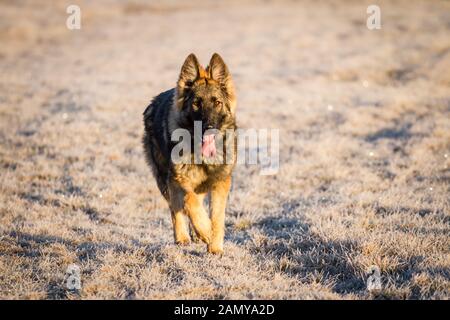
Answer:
[
  {"xmin": 189, "ymin": 221, "xmax": 201, "ymax": 243},
  {"xmin": 208, "ymin": 176, "xmax": 231, "ymax": 254}
]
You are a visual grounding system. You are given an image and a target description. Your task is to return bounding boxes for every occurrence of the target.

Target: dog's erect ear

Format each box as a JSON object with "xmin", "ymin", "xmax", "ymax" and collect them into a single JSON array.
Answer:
[
  {"xmin": 207, "ymin": 53, "xmax": 235, "ymax": 98},
  {"xmin": 177, "ymin": 53, "xmax": 206, "ymax": 91},
  {"xmin": 208, "ymin": 53, "xmax": 231, "ymax": 84}
]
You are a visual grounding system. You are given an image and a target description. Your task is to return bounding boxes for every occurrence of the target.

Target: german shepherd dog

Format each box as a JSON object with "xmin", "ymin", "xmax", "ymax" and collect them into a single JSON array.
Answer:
[{"xmin": 143, "ymin": 53, "xmax": 237, "ymax": 254}]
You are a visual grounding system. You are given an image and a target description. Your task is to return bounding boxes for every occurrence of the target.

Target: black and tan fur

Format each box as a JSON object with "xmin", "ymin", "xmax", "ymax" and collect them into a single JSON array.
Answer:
[{"xmin": 143, "ymin": 53, "xmax": 237, "ymax": 254}]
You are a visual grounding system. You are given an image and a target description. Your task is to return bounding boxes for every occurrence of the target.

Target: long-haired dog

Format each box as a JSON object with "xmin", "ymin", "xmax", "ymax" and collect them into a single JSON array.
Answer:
[{"xmin": 143, "ymin": 53, "xmax": 237, "ymax": 254}]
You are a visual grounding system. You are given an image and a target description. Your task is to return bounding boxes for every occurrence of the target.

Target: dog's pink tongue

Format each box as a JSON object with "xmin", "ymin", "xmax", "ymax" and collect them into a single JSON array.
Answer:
[{"xmin": 202, "ymin": 134, "xmax": 216, "ymax": 158}]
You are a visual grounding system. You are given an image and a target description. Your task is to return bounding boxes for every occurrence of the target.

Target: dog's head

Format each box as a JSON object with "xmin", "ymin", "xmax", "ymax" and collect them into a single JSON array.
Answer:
[
  {"xmin": 176, "ymin": 53, "xmax": 236, "ymax": 131},
  {"xmin": 175, "ymin": 53, "xmax": 236, "ymax": 158}
]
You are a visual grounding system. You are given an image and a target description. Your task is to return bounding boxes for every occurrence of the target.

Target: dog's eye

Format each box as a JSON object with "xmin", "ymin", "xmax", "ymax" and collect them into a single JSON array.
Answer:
[{"xmin": 215, "ymin": 100, "xmax": 223, "ymax": 108}]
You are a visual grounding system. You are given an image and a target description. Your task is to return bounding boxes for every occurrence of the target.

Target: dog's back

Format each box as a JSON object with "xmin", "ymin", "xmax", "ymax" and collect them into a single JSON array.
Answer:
[{"xmin": 142, "ymin": 88, "xmax": 175, "ymax": 199}]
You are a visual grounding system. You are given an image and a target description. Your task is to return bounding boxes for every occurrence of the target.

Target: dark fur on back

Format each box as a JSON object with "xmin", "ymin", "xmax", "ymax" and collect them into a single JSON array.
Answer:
[{"xmin": 143, "ymin": 88, "xmax": 175, "ymax": 199}]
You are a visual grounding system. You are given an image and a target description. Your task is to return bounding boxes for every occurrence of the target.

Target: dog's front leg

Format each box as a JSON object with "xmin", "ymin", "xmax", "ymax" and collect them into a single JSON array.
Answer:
[
  {"xmin": 184, "ymin": 192, "xmax": 212, "ymax": 245},
  {"xmin": 208, "ymin": 176, "xmax": 231, "ymax": 254},
  {"xmin": 170, "ymin": 209, "xmax": 191, "ymax": 245},
  {"xmin": 168, "ymin": 184, "xmax": 191, "ymax": 245}
]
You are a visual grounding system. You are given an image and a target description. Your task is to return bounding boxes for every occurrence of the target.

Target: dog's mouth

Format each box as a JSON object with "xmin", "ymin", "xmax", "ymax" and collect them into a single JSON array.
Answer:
[{"xmin": 202, "ymin": 133, "xmax": 216, "ymax": 158}]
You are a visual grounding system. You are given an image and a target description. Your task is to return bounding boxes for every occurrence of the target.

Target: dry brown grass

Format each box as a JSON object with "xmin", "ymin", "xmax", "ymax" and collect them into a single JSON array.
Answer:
[{"xmin": 0, "ymin": 0, "xmax": 449, "ymax": 299}]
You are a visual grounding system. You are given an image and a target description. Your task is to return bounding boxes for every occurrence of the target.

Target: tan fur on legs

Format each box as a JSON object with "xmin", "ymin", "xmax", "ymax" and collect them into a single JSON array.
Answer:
[
  {"xmin": 208, "ymin": 176, "xmax": 231, "ymax": 254},
  {"xmin": 168, "ymin": 183, "xmax": 191, "ymax": 245},
  {"xmin": 184, "ymin": 192, "xmax": 211, "ymax": 245},
  {"xmin": 170, "ymin": 209, "xmax": 191, "ymax": 245},
  {"xmin": 189, "ymin": 222, "xmax": 201, "ymax": 243}
]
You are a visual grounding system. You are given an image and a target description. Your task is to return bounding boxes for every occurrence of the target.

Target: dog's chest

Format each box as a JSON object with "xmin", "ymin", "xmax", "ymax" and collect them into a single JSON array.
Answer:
[{"xmin": 173, "ymin": 163, "xmax": 231, "ymax": 192}]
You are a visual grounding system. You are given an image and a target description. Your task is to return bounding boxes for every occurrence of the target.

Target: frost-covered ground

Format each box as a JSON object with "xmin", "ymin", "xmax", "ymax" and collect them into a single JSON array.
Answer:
[{"xmin": 0, "ymin": 0, "xmax": 449, "ymax": 299}]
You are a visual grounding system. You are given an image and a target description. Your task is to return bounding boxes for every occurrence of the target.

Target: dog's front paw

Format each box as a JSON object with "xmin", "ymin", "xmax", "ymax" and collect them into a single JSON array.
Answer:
[
  {"xmin": 207, "ymin": 243, "xmax": 224, "ymax": 255},
  {"xmin": 175, "ymin": 236, "xmax": 191, "ymax": 246}
]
